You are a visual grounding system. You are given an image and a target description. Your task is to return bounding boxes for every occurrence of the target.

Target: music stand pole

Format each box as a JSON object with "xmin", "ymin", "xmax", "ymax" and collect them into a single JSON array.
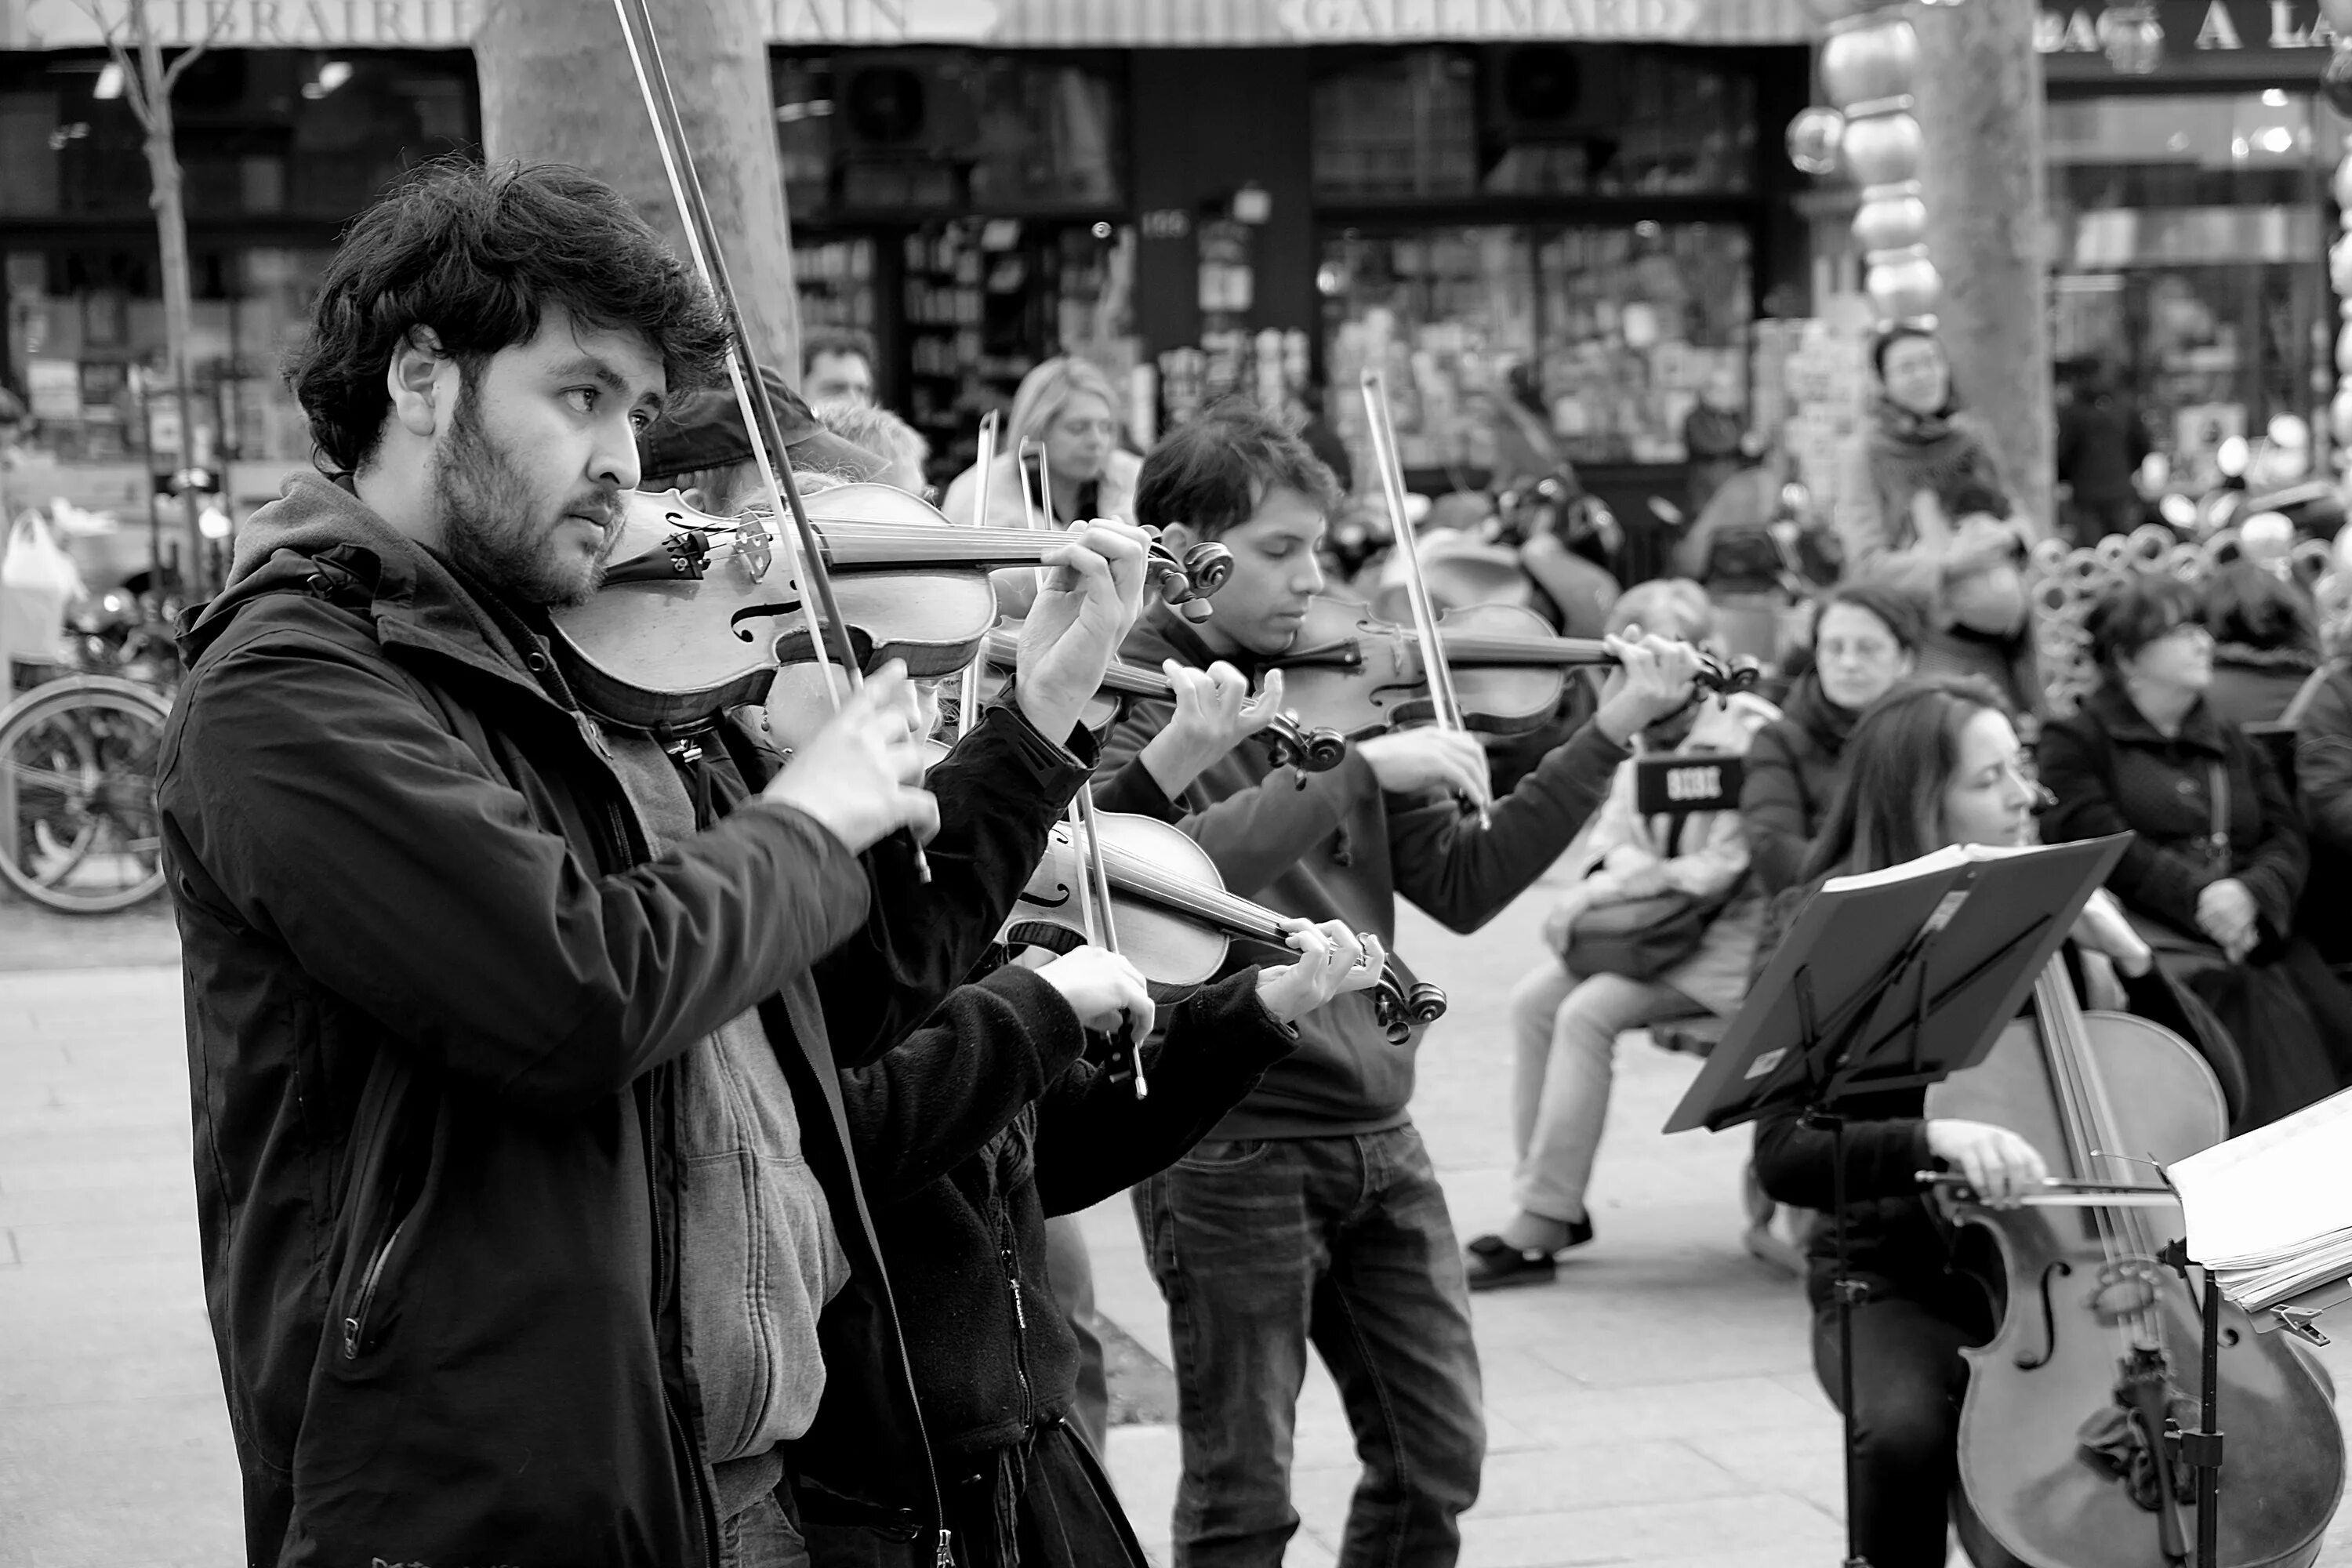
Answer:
[{"xmin": 1824, "ymin": 1110, "xmax": 1869, "ymax": 1568}]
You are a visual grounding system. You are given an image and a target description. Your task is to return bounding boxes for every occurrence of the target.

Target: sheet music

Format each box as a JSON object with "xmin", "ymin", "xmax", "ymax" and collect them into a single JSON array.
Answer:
[{"xmin": 2170, "ymin": 1087, "xmax": 2352, "ymax": 1287}]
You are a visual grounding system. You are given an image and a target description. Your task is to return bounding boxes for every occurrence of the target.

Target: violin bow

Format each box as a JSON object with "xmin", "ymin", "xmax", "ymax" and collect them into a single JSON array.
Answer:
[
  {"xmin": 610, "ymin": 0, "xmax": 928, "ymax": 879},
  {"xmin": 954, "ymin": 410, "xmax": 1000, "ymax": 744},
  {"xmin": 1014, "ymin": 433, "xmax": 1146, "ymax": 1093},
  {"xmin": 1361, "ymin": 368, "xmax": 1490, "ymax": 827}
]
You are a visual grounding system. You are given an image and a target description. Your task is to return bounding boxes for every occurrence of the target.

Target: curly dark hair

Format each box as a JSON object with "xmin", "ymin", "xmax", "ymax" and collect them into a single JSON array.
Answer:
[
  {"xmin": 1134, "ymin": 398, "xmax": 1342, "ymax": 541},
  {"xmin": 285, "ymin": 158, "xmax": 731, "ymax": 477},
  {"xmin": 2085, "ymin": 573, "xmax": 2204, "ymax": 676}
]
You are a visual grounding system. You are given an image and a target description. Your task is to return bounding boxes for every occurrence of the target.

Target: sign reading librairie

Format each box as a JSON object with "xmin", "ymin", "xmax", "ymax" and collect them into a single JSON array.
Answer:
[{"xmin": 2, "ymin": 0, "xmax": 1819, "ymax": 51}]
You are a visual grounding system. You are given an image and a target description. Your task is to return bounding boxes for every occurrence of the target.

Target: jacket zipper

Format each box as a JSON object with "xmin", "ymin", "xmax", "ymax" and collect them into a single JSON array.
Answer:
[
  {"xmin": 342, "ymin": 1215, "xmax": 406, "ymax": 1359},
  {"xmin": 1001, "ymin": 1240, "xmax": 1034, "ymax": 1430}
]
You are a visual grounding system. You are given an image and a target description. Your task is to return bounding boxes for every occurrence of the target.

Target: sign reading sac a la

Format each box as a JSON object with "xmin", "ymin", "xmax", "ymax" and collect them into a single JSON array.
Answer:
[{"xmin": 2038, "ymin": 1, "xmax": 2339, "ymax": 55}]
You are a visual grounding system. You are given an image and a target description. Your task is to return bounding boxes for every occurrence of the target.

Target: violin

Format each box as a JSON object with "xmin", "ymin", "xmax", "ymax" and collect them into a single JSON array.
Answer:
[
  {"xmin": 1004, "ymin": 804, "xmax": 1445, "ymax": 1047},
  {"xmin": 1264, "ymin": 594, "xmax": 1759, "ymax": 743},
  {"xmin": 977, "ymin": 626, "xmax": 1348, "ymax": 775},
  {"xmin": 1926, "ymin": 958, "xmax": 2343, "ymax": 1568},
  {"xmin": 550, "ymin": 484, "xmax": 1232, "ymax": 728}
]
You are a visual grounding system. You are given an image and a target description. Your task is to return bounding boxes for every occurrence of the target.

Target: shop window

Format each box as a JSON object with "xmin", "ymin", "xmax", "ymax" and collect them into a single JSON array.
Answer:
[
  {"xmin": 0, "ymin": 50, "xmax": 474, "ymax": 221},
  {"xmin": 773, "ymin": 50, "xmax": 1124, "ymax": 219},
  {"xmin": 1321, "ymin": 222, "xmax": 1751, "ymax": 474},
  {"xmin": 2046, "ymin": 89, "xmax": 2342, "ymax": 482},
  {"xmin": 900, "ymin": 218, "xmax": 1136, "ymax": 478},
  {"xmin": 1313, "ymin": 45, "xmax": 1757, "ymax": 201}
]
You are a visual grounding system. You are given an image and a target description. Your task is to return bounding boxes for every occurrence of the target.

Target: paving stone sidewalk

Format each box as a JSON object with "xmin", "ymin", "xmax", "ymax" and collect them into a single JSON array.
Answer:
[{"xmin": 6, "ymin": 880, "xmax": 2352, "ymax": 1566}]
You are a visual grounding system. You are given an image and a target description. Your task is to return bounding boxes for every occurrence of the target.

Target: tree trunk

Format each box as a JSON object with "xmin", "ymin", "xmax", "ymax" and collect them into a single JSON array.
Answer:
[
  {"xmin": 474, "ymin": 0, "xmax": 800, "ymax": 377},
  {"xmin": 130, "ymin": 4, "xmax": 209, "ymax": 592},
  {"xmin": 1913, "ymin": 0, "xmax": 2053, "ymax": 532}
]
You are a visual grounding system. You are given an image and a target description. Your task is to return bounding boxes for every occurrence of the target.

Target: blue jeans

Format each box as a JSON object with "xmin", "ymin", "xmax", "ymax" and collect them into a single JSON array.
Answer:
[{"xmin": 1133, "ymin": 1126, "xmax": 1485, "ymax": 1568}]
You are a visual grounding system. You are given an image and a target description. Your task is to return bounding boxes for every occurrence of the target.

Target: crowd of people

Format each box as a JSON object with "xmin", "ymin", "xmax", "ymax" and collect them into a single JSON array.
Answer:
[{"xmin": 151, "ymin": 155, "xmax": 2352, "ymax": 1568}]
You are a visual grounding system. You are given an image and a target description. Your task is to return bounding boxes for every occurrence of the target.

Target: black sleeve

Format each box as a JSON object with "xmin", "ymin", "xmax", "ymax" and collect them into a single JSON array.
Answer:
[
  {"xmin": 1091, "ymin": 754, "xmax": 1187, "ymax": 822},
  {"xmin": 1752, "ymin": 1106, "xmax": 1936, "ymax": 1210},
  {"xmin": 838, "ymin": 965, "xmax": 1088, "ymax": 1204},
  {"xmin": 1032, "ymin": 972, "xmax": 1298, "ymax": 1215},
  {"xmin": 2233, "ymin": 728, "xmax": 2308, "ymax": 938},
  {"xmin": 1389, "ymin": 721, "xmax": 1631, "ymax": 932},
  {"xmin": 2295, "ymin": 671, "xmax": 2352, "ymax": 857},
  {"xmin": 1739, "ymin": 724, "xmax": 1814, "ymax": 898},
  {"xmin": 812, "ymin": 703, "xmax": 1094, "ymax": 1069}
]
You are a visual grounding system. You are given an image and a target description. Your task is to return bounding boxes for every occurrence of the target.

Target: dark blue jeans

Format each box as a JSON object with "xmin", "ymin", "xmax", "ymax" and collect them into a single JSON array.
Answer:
[{"xmin": 1132, "ymin": 1126, "xmax": 1485, "ymax": 1568}]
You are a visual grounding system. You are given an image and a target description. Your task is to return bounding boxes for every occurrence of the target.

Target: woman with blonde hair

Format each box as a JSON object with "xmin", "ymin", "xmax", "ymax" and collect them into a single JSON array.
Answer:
[{"xmin": 943, "ymin": 356, "xmax": 1141, "ymax": 531}]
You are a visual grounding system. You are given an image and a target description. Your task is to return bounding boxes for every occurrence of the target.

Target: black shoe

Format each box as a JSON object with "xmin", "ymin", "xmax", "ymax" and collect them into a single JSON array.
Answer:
[{"xmin": 1463, "ymin": 1218, "xmax": 1593, "ymax": 1291}]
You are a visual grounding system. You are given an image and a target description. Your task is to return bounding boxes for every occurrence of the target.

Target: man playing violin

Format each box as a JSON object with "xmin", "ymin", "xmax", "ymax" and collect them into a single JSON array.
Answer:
[
  {"xmin": 1100, "ymin": 401, "xmax": 1708, "ymax": 1568},
  {"xmin": 157, "ymin": 159, "xmax": 1155, "ymax": 1568}
]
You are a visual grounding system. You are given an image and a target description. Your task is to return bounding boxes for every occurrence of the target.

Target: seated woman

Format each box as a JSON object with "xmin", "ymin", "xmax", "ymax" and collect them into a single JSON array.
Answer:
[
  {"xmin": 1465, "ymin": 580, "xmax": 1780, "ymax": 1288},
  {"xmin": 2201, "ymin": 560, "xmax": 2321, "ymax": 728},
  {"xmin": 1740, "ymin": 582, "xmax": 1922, "ymax": 896},
  {"xmin": 2038, "ymin": 574, "xmax": 2352, "ymax": 1128},
  {"xmin": 1752, "ymin": 677, "xmax": 2161, "ymax": 1568}
]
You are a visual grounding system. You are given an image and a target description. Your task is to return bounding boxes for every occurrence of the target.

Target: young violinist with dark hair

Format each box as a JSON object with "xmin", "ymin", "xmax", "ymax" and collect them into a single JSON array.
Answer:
[
  {"xmin": 157, "ymin": 158, "xmax": 1158, "ymax": 1568},
  {"xmin": 1098, "ymin": 400, "xmax": 1706, "ymax": 1567},
  {"xmin": 1750, "ymin": 675, "xmax": 2171, "ymax": 1568}
]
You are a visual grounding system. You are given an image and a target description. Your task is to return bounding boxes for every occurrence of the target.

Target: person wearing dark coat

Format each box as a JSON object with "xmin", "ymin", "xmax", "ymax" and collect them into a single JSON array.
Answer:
[
  {"xmin": 2201, "ymin": 561, "xmax": 2321, "ymax": 728},
  {"xmin": 1740, "ymin": 582, "xmax": 1922, "ymax": 895},
  {"xmin": 816, "ymin": 947, "xmax": 1378, "ymax": 1568},
  {"xmin": 1752, "ymin": 677, "xmax": 2165, "ymax": 1568},
  {"xmin": 2037, "ymin": 575, "xmax": 2352, "ymax": 1129},
  {"xmin": 2285, "ymin": 656, "xmax": 2352, "ymax": 966},
  {"xmin": 155, "ymin": 162, "xmax": 1152, "ymax": 1568}
]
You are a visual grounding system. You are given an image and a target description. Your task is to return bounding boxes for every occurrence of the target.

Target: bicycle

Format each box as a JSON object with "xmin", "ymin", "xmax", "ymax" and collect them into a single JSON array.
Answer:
[{"xmin": 0, "ymin": 670, "xmax": 176, "ymax": 913}]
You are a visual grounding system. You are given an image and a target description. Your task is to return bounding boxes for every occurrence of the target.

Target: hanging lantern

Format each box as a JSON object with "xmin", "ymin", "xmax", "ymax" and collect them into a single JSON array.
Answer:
[
  {"xmin": 1786, "ymin": 106, "xmax": 1848, "ymax": 176},
  {"xmin": 2336, "ymin": 318, "xmax": 2352, "ymax": 378},
  {"xmin": 2099, "ymin": 4, "xmax": 2165, "ymax": 74},
  {"xmin": 1866, "ymin": 247, "xmax": 1943, "ymax": 322},
  {"xmin": 1852, "ymin": 181, "xmax": 1929, "ymax": 252},
  {"xmin": 1841, "ymin": 111, "xmax": 1923, "ymax": 186},
  {"xmin": 1820, "ymin": 17, "xmax": 1919, "ymax": 109},
  {"xmin": 2322, "ymin": 0, "xmax": 2352, "ymax": 33},
  {"xmin": 2330, "ymin": 386, "xmax": 2352, "ymax": 449}
]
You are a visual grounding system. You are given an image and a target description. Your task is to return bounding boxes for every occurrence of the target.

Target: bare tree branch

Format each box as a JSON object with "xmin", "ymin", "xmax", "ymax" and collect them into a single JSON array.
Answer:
[
  {"xmin": 161, "ymin": 1, "xmax": 232, "ymax": 97},
  {"xmin": 76, "ymin": 2, "xmax": 157, "ymax": 132}
]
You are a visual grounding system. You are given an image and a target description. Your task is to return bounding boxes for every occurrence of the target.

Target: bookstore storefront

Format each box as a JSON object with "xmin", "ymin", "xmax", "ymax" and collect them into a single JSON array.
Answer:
[{"xmin": 1, "ymin": 0, "xmax": 1817, "ymax": 535}]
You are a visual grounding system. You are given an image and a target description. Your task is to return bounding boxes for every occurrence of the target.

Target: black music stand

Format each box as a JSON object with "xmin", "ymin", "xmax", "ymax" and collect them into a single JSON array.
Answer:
[{"xmin": 1664, "ymin": 835, "xmax": 2128, "ymax": 1568}]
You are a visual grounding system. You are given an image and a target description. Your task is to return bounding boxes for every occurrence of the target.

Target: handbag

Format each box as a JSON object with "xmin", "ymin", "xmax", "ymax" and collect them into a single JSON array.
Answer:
[{"xmin": 1561, "ymin": 891, "xmax": 1712, "ymax": 981}]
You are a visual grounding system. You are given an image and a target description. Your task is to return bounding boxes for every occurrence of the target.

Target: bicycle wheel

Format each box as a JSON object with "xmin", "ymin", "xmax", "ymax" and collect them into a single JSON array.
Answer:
[{"xmin": 0, "ymin": 675, "xmax": 174, "ymax": 913}]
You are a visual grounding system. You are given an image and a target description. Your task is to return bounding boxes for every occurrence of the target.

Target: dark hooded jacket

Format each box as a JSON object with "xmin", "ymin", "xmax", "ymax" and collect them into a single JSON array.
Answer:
[
  {"xmin": 1095, "ymin": 604, "xmax": 1627, "ymax": 1137},
  {"xmin": 1738, "ymin": 671, "xmax": 1857, "ymax": 897},
  {"xmin": 159, "ymin": 476, "xmax": 1089, "ymax": 1567}
]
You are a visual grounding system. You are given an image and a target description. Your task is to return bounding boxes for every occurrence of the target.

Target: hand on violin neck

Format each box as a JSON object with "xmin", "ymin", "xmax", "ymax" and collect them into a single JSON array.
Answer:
[
  {"xmin": 1592, "ymin": 630, "xmax": 1707, "ymax": 747},
  {"xmin": 1139, "ymin": 662, "xmax": 1284, "ymax": 798},
  {"xmin": 1254, "ymin": 920, "xmax": 1382, "ymax": 1024},
  {"xmin": 758, "ymin": 662, "xmax": 940, "ymax": 855},
  {"xmin": 1035, "ymin": 945, "xmax": 1155, "ymax": 1047},
  {"xmin": 1356, "ymin": 729, "xmax": 1491, "ymax": 810},
  {"xmin": 1014, "ymin": 520, "xmax": 1152, "ymax": 742}
]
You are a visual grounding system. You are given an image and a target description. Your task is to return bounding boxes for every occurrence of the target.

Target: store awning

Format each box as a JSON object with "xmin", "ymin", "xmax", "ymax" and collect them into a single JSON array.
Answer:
[{"xmin": 5, "ymin": 0, "xmax": 1821, "ymax": 53}]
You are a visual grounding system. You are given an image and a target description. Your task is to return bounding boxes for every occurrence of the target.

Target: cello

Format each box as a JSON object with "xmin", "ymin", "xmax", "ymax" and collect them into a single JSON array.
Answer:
[{"xmin": 1925, "ymin": 958, "xmax": 2343, "ymax": 1568}]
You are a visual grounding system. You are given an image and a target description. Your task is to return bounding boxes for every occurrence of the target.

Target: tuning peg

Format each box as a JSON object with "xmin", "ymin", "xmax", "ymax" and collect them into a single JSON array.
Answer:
[{"xmin": 1183, "ymin": 541, "xmax": 1235, "ymax": 597}]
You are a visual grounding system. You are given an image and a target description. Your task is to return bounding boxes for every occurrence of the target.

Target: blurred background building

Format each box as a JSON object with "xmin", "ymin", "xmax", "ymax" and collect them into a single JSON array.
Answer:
[{"xmin": 0, "ymin": 0, "xmax": 2343, "ymax": 528}]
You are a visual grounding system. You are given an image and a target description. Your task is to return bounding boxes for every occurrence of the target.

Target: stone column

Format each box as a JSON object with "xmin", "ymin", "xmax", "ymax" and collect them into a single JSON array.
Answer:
[{"xmin": 1911, "ymin": 0, "xmax": 2053, "ymax": 530}]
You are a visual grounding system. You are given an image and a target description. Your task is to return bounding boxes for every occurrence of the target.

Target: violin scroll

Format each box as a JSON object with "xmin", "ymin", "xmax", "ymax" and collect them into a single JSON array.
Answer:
[
  {"xmin": 1694, "ymin": 653, "xmax": 1762, "ymax": 700},
  {"xmin": 1368, "ymin": 974, "xmax": 1448, "ymax": 1045},
  {"xmin": 1253, "ymin": 714, "xmax": 1350, "ymax": 777}
]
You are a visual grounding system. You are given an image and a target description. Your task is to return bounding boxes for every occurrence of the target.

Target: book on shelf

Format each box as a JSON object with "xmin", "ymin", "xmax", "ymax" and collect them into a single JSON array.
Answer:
[{"xmin": 2170, "ymin": 1085, "xmax": 2352, "ymax": 1312}]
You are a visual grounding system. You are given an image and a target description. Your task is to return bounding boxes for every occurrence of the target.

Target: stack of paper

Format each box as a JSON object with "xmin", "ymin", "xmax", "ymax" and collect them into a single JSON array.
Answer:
[{"xmin": 2169, "ymin": 1087, "xmax": 2352, "ymax": 1311}]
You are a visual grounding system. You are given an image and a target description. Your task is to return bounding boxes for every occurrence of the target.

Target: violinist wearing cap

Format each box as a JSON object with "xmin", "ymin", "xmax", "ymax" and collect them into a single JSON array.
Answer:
[
  {"xmin": 1097, "ymin": 401, "xmax": 1706, "ymax": 1568},
  {"xmin": 157, "ymin": 159, "xmax": 1153, "ymax": 1568}
]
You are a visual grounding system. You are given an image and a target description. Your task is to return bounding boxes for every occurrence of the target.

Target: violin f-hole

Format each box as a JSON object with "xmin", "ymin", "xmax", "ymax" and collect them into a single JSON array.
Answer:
[{"xmin": 2017, "ymin": 1260, "xmax": 2072, "ymax": 1370}]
